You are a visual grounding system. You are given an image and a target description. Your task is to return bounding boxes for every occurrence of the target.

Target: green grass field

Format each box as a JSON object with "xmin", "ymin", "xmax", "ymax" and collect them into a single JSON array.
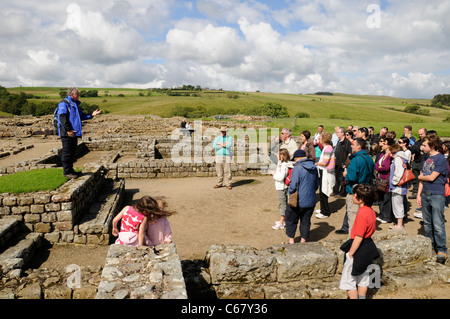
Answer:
[
  {"xmin": 0, "ymin": 168, "xmax": 69, "ymax": 194},
  {"xmin": 7, "ymin": 87, "xmax": 450, "ymax": 137}
]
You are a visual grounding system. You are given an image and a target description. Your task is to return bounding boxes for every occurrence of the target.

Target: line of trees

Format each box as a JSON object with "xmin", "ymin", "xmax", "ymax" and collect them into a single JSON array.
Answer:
[
  {"xmin": 431, "ymin": 94, "xmax": 450, "ymax": 108},
  {"xmin": 0, "ymin": 86, "xmax": 100, "ymax": 116},
  {"xmin": 169, "ymin": 102, "xmax": 290, "ymax": 118}
]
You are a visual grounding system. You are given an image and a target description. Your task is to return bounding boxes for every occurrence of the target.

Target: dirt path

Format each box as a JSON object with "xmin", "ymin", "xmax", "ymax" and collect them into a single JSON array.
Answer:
[{"xmin": 124, "ymin": 176, "xmax": 449, "ymax": 260}]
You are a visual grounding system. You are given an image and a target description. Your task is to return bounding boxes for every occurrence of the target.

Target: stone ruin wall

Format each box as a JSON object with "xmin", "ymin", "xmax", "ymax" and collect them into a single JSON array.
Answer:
[
  {"xmin": 1, "ymin": 117, "xmax": 450, "ymax": 299},
  {"xmin": 0, "ymin": 164, "xmax": 107, "ymax": 245}
]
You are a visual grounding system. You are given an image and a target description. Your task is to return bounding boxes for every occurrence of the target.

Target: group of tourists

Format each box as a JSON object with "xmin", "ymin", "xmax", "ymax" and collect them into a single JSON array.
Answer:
[
  {"xmin": 271, "ymin": 125, "xmax": 449, "ymax": 256},
  {"xmin": 269, "ymin": 124, "xmax": 449, "ymax": 298}
]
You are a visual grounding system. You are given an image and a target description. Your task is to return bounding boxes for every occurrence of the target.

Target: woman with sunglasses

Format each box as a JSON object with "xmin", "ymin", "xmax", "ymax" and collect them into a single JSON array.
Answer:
[{"xmin": 397, "ymin": 136, "xmax": 412, "ymax": 166}]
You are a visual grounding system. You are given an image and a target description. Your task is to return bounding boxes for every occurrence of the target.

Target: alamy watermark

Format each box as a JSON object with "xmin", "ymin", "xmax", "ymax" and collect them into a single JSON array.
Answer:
[
  {"xmin": 367, "ymin": 4, "xmax": 381, "ymax": 29},
  {"xmin": 170, "ymin": 120, "xmax": 281, "ymax": 172},
  {"xmin": 66, "ymin": 264, "xmax": 81, "ymax": 289}
]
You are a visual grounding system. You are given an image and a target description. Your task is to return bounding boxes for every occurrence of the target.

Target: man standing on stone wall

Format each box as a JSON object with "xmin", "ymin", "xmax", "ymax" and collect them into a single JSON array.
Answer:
[
  {"xmin": 55, "ymin": 87, "xmax": 101, "ymax": 179},
  {"xmin": 213, "ymin": 126, "xmax": 233, "ymax": 190}
]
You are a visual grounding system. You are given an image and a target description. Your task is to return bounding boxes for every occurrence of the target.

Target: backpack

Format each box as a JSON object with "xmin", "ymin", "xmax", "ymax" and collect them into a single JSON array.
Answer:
[
  {"xmin": 53, "ymin": 98, "xmax": 71, "ymax": 131},
  {"xmin": 284, "ymin": 167, "xmax": 294, "ymax": 186}
]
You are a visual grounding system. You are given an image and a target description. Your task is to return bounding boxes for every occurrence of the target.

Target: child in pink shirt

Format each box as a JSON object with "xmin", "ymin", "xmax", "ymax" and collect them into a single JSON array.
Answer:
[
  {"xmin": 145, "ymin": 198, "xmax": 173, "ymax": 246},
  {"xmin": 112, "ymin": 196, "xmax": 174, "ymax": 247},
  {"xmin": 112, "ymin": 196, "xmax": 152, "ymax": 246}
]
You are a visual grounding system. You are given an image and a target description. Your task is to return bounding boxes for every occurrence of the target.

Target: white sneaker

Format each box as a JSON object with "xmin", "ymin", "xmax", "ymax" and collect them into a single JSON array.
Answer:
[
  {"xmin": 414, "ymin": 212, "xmax": 423, "ymax": 219},
  {"xmin": 315, "ymin": 212, "xmax": 329, "ymax": 219},
  {"xmin": 377, "ymin": 217, "xmax": 388, "ymax": 223},
  {"xmin": 272, "ymin": 223, "xmax": 285, "ymax": 230}
]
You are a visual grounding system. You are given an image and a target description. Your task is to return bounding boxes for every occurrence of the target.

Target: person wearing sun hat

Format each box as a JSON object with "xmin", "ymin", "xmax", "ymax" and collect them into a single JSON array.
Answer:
[{"xmin": 213, "ymin": 126, "xmax": 233, "ymax": 189}]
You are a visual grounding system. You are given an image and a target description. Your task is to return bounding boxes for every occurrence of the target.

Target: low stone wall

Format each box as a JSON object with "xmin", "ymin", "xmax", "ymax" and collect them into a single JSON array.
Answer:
[
  {"xmin": 0, "ymin": 164, "xmax": 104, "ymax": 244},
  {"xmin": 105, "ymin": 159, "xmax": 270, "ymax": 180},
  {"xmin": 206, "ymin": 233, "xmax": 450, "ymax": 299},
  {"xmin": 96, "ymin": 243, "xmax": 187, "ymax": 299}
]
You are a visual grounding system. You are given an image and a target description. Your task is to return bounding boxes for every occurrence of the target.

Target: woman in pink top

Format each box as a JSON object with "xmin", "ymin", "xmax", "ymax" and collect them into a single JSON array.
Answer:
[
  {"xmin": 315, "ymin": 132, "xmax": 336, "ymax": 219},
  {"xmin": 145, "ymin": 198, "xmax": 174, "ymax": 246}
]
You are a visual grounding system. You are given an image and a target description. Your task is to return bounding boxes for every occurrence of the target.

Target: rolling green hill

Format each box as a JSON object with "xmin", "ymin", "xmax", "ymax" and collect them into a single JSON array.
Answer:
[{"xmin": 6, "ymin": 87, "xmax": 450, "ymax": 137}]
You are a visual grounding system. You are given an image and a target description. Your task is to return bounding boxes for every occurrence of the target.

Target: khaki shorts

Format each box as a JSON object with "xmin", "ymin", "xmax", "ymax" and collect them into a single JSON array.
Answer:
[{"xmin": 339, "ymin": 253, "xmax": 370, "ymax": 291}]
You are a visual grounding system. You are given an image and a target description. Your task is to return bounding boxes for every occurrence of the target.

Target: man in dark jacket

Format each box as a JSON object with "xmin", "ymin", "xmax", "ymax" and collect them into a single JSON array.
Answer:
[
  {"xmin": 333, "ymin": 127, "xmax": 352, "ymax": 197},
  {"xmin": 409, "ymin": 127, "xmax": 427, "ymax": 199},
  {"xmin": 286, "ymin": 149, "xmax": 319, "ymax": 244},
  {"xmin": 55, "ymin": 87, "xmax": 101, "ymax": 178}
]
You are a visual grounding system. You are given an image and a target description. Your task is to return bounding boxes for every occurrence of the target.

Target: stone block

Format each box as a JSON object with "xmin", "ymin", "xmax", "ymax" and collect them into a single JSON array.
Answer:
[
  {"xmin": 382, "ymin": 263, "xmax": 439, "ymax": 289},
  {"xmin": 41, "ymin": 212, "xmax": 57, "ymax": 223},
  {"xmin": 51, "ymin": 193, "xmax": 71, "ymax": 203},
  {"xmin": 57, "ymin": 210, "xmax": 74, "ymax": 222},
  {"xmin": 206, "ymin": 245, "xmax": 277, "ymax": 284},
  {"xmin": 44, "ymin": 202, "xmax": 59, "ymax": 212},
  {"xmin": 73, "ymin": 287, "xmax": 97, "ymax": 299},
  {"xmin": 44, "ymin": 286, "xmax": 72, "ymax": 299},
  {"xmin": 272, "ymin": 243, "xmax": 338, "ymax": 282},
  {"xmin": 17, "ymin": 282, "xmax": 42, "ymax": 299},
  {"xmin": 33, "ymin": 193, "xmax": 51, "ymax": 204},
  {"xmin": 374, "ymin": 234, "xmax": 433, "ymax": 268},
  {"xmin": 44, "ymin": 232, "xmax": 60, "ymax": 243},
  {"xmin": 24, "ymin": 214, "xmax": 41, "ymax": 223},
  {"xmin": 30, "ymin": 204, "xmax": 44, "ymax": 214},
  {"xmin": 3, "ymin": 196, "xmax": 17, "ymax": 206},
  {"xmin": 17, "ymin": 196, "xmax": 33, "ymax": 205},
  {"xmin": 54, "ymin": 221, "xmax": 73, "ymax": 231},
  {"xmin": 0, "ymin": 205, "xmax": 11, "ymax": 215},
  {"xmin": 34, "ymin": 222, "xmax": 52, "ymax": 233},
  {"xmin": 11, "ymin": 206, "xmax": 30, "ymax": 214}
]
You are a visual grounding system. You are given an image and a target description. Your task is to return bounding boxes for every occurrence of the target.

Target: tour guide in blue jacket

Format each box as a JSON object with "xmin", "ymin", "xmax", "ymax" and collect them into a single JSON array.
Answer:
[
  {"xmin": 286, "ymin": 149, "xmax": 319, "ymax": 244},
  {"xmin": 55, "ymin": 87, "xmax": 101, "ymax": 179}
]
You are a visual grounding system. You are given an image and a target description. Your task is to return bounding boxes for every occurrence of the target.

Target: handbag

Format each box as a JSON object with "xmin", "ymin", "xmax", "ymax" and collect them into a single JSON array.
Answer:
[
  {"xmin": 397, "ymin": 162, "xmax": 415, "ymax": 186},
  {"xmin": 445, "ymin": 177, "xmax": 450, "ymax": 197},
  {"xmin": 288, "ymin": 185, "xmax": 299, "ymax": 208},
  {"xmin": 375, "ymin": 178, "xmax": 388, "ymax": 192}
]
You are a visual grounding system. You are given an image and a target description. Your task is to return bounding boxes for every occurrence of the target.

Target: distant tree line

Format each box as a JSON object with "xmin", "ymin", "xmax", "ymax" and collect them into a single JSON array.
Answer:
[
  {"xmin": 0, "ymin": 86, "xmax": 100, "ymax": 116},
  {"xmin": 431, "ymin": 94, "xmax": 450, "ymax": 108},
  {"xmin": 169, "ymin": 102, "xmax": 291, "ymax": 118},
  {"xmin": 315, "ymin": 92, "xmax": 334, "ymax": 96}
]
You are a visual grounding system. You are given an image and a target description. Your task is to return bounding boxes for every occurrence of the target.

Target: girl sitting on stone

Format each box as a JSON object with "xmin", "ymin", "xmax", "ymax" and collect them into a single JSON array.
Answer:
[
  {"xmin": 113, "ymin": 195, "xmax": 167, "ymax": 247},
  {"xmin": 145, "ymin": 197, "xmax": 174, "ymax": 246}
]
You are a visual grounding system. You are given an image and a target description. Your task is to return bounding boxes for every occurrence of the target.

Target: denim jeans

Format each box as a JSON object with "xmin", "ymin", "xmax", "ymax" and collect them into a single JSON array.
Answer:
[{"xmin": 421, "ymin": 193, "xmax": 447, "ymax": 254}]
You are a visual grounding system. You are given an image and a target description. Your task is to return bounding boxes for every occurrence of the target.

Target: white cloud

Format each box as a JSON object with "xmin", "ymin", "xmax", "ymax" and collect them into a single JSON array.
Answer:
[
  {"xmin": 166, "ymin": 21, "xmax": 248, "ymax": 67},
  {"xmin": 0, "ymin": 0, "xmax": 448, "ymax": 98}
]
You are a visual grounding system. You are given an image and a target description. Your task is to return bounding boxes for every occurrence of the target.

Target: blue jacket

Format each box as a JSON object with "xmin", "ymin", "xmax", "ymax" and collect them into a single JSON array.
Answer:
[
  {"xmin": 288, "ymin": 158, "xmax": 319, "ymax": 208},
  {"xmin": 56, "ymin": 96, "xmax": 92, "ymax": 137},
  {"xmin": 345, "ymin": 150, "xmax": 375, "ymax": 194}
]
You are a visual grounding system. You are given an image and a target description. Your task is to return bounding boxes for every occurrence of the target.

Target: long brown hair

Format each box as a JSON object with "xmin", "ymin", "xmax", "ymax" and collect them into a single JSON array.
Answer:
[
  {"xmin": 133, "ymin": 196, "xmax": 174, "ymax": 224},
  {"xmin": 279, "ymin": 149, "xmax": 290, "ymax": 163}
]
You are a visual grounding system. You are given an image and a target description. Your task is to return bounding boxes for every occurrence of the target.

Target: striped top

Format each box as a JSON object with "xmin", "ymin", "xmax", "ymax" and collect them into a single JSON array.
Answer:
[{"xmin": 317, "ymin": 145, "xmax": 335, "ymax": 172}]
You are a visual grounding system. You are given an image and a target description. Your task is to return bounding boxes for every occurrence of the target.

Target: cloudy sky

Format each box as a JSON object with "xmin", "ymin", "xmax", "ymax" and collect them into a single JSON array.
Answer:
[{"xmin": 1, "ymin": 0, "xmax": 449, "ymax": 98}]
